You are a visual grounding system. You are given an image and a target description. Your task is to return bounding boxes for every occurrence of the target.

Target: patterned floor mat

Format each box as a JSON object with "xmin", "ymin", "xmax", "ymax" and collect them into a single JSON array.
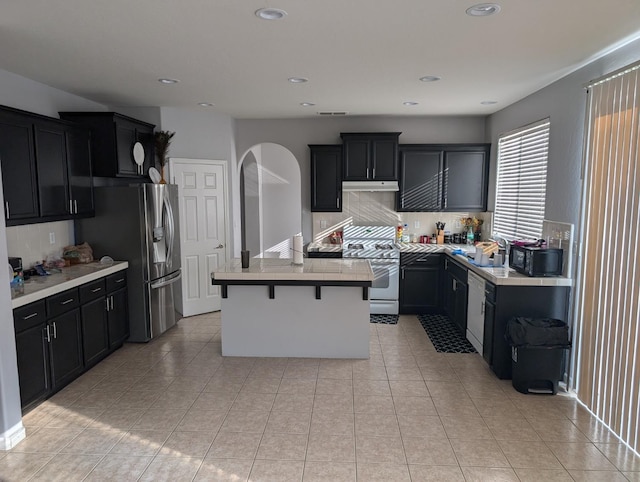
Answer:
[
  {"xmin": 370, "ymin": 314, "xmax": 399, "ymax": 324},
  {"xmin": 417, "ymin": 314, "xmax": 477, "ymax": 353}
]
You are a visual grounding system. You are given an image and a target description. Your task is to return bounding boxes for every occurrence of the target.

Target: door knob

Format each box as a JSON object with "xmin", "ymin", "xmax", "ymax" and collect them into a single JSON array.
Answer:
[{"xmin": 215, "ymin": 244, "xmax": 224, "ymax": 249}]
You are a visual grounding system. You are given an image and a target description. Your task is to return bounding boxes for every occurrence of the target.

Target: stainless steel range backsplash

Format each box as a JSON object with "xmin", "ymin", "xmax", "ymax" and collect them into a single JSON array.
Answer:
[{"xmin": 312, "ymin": 191, "xmax": 491, "ymax": 242}]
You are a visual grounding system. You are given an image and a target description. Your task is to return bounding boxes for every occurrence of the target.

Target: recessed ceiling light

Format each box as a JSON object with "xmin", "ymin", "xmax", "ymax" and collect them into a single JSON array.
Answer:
[
  {"xmin": 288, "ymin": 77, "xmax": 308, "ymax": 83},
  {"xmin": 158, "ymin": 78, "xmax": 180, "ymax": 84},
  {"xmin": 466, "ymin": 3, "xmax": 501, "ymax": 16},
  {"xmin": 300, "ymin": 102, "xmax": 315, "ymax": 107},
  {"xmin": 403, "ymin": 101, "xmax": 419, "ymax": 106},
  {"xmin": 419, "ymin": 76, "xmax": 441, "ymax": 83},
  {"xmin": 198, "ymin": 102, "xmax": 215, "ymax": 107},
  {"xmin": 481, "ymin": 100, "xmax": 498, "ymax": 105},
  {"xmin": 255, "ymin": 8, "xmax": 287, "ymax": 20}
]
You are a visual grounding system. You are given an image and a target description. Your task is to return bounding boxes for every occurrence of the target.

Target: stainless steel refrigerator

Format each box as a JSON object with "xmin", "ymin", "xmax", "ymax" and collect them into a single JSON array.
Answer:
[{"xmin": 75, "ymin": 184, "xmax": 181, "ymax": 342}]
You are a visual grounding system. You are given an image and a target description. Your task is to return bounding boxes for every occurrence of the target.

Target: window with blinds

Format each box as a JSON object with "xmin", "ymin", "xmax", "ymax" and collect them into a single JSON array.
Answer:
[
  {"xmin": 576, "ymin": 61, "xmax": 640, "ymax": 453},
  {"xmin": 494, "ymin": 120, "xmax": 550, "ymax": 239}
]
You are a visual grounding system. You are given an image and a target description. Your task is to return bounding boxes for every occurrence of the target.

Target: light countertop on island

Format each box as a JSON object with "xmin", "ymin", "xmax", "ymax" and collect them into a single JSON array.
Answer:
[
  {"xmin": 11, "ymin": 261, "xmax": 129, "ymax": 309},
  {"xmin": 212, "ymin": 258, "xmax": 373, "ymax": 282}
]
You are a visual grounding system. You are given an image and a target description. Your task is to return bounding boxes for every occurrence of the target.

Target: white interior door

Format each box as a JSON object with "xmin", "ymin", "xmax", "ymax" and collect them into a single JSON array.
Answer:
[{"xmin": 170, "ymin": 159, "xmax": 228, "ymax": 316}]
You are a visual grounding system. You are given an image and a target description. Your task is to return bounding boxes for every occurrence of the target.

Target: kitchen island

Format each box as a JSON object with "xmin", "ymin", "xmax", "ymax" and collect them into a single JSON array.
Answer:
[{"xmin": 211, "ymin": 258, "xmax": 373, "ymax": 358}]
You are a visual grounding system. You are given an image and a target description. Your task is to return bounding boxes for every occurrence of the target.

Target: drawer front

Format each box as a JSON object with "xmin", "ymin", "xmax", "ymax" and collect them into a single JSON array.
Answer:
[
  {"xmin": 46, "ymin": 288, "xmax": 80, "ymax": 318},
  {"xmin": 400, "ymin": 252, "xmax": 440, "ymax": 267},
  {"xmin": 80, "ymin": 279, "xmax": 106, "ymax": 303},
  {"xmin": 106, "ymin": 271, "xmax": 127, "ymax": 292},
  {"xmin": 13, "ymin": 300, "xmax": 47, "ymax": 332}
]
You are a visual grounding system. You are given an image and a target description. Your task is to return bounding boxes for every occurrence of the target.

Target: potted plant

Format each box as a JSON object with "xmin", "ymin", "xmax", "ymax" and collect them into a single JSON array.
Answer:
[{"xmin": 154, "ymin": 130, "xmax": 175, "ymax": 183}]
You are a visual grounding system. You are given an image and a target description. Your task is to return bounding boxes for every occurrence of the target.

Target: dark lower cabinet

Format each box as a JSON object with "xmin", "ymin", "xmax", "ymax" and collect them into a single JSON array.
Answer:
[
  {"xmin": 443, "ymin": 257, "xmax": 468, "ymax": 334},
  {"xmin": 399, "ymin": 253, "xmax": 441, "ymax": 314},
  {"xmin": 13, "ymin": 269, "xmax": 129, "ymax": 411},
  {"xmin": 108, "ymin": 287, "xmax": 129, "ymax": 349},
  {"xmin": 81, "ymin": 297, "xmax": 110, "ymax": 367},
  {"xmin": 48, "ymin": 309, "xmax": 83, "ymax": 390},
  {"xmin": 13, "ymin": 301, "xmax": 49, "ymax": 412},
  {"xmin": 486, "ymin": 284, "xmax": 570, "ymax": 379}
]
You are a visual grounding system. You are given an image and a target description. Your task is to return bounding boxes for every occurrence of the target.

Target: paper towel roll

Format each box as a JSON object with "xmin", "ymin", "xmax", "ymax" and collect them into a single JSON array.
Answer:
[{"xmin": 292, "ymin": 235, "xmax": 304, "ymax": 265}]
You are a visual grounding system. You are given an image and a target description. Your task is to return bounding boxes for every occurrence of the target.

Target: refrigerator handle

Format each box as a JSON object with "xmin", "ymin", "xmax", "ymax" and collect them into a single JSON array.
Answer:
[
  {"xmin": 164, "ymin": 190, "xmax": 175, "ymax": 271},
  {"xmin": 150, "ymin": 269, "xmax": 182, "ymax": 289}
]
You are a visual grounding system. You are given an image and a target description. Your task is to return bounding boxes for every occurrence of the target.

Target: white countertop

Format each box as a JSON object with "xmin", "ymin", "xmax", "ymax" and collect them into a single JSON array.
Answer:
[
  {"xmin": 212, "ymin": 258, "xmax": 373, "ymax": 282},
  {"xmin": 11, "ymin": 261, "xmax": 129, "ymax": 309}
]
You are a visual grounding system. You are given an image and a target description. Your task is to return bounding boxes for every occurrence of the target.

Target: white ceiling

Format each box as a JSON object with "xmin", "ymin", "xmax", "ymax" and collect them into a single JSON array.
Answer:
[{"xmin": 2, "ymin": 0, "xmax": 640, "ymax": 119}]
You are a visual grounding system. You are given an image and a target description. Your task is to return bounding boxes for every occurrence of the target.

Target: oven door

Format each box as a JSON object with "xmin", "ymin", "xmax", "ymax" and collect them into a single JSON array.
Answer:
[{"xmin": 368, "ymin": 259, "xmax": 399, "ymax": 314}]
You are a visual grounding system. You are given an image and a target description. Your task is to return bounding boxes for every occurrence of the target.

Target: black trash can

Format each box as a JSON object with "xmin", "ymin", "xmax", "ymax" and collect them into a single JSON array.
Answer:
[{"xmin": 505, "ymin": 317, "xmax": 571, "ymax": 395}]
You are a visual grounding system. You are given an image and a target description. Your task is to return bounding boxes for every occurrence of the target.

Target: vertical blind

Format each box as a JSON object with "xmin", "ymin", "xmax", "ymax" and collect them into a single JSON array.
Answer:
[
  {"xmin": 494, "ymin": 120, "xmax": 550, "ymax": 239},
  {"xmin": 577, "ymin": 61, "xmax": 640, "ymax": 452}
]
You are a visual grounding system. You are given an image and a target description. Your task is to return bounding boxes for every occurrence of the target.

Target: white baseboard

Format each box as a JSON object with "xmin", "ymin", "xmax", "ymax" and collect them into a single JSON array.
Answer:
[{"xmin": 0, "ymin": 422, "xmax": 26, "ymax": 450}]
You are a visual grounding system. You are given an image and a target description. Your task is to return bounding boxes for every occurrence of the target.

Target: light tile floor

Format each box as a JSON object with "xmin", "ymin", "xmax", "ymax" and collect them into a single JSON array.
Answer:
[{"xmin": 3, "ymin": 313, "xmax": 640, "ymax": 481}]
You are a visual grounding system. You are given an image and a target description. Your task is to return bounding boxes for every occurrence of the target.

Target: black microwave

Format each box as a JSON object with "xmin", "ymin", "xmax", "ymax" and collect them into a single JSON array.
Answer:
[{"xmin": 509, "ymin": 245, "xmax": 563, "ymax": 277}]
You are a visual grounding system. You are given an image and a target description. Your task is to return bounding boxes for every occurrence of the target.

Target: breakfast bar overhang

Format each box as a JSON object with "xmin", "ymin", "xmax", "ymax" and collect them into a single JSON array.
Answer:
[{"xmin": 211, "ymin": 258, "xmax": 374, "ymax": 358}]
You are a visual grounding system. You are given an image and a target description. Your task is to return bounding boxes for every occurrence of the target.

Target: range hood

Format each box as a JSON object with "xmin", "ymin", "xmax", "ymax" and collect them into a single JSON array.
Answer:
[{"xmin": 342, "ymin": 180, "xmax": 399, "ymax": 192}]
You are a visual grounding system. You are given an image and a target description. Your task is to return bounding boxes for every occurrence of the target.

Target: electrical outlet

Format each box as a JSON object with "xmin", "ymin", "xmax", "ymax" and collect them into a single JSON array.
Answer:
[
  {"xmin": 49, "ymin": 232, "xmax": 55, "ymax": 245},
  {"xmin": 320, "ymin": 219, "xmax": 327, "ymax": 229},
  {"xmin": 414, "ymin": 221, "xmax": 420, "ymax": 229}
]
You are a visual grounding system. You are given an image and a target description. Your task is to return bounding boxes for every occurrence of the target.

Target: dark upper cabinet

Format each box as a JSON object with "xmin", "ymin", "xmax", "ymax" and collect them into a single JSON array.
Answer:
[
  {"xmin": 65, "ymin": 124, "xmax": 94, "ymax": 217},
  {"xmin": 341, "ymin": 133, "xmax": 400, "ymax": 181},
  {"xmin": 0, "ymin": 106, "xmax": 93, "ymax": 225},
  {"xmin": 396, "ymin": 144, "xmax": 490, "ymax": 212},
  {"xmin": 34, "ymin": 119, "xmax": 69, "ymax": 218},
  {"xmin": 442, "ymin": 148, "xmax": 489, "ymax": 211},
  {"xmin": 397, "ymin": 148, "xmax": 443, "ymax": 211},
  {"xmin": 59, "ymin": 112, "xmax": 155, "ymax": 178},
  {"xmin": 0, "ymin": 109, "xmax": 40, "ymax": 224},
  {"xmin": 309, "ymin": 145, "xmax": 342, "ymax": 212}
]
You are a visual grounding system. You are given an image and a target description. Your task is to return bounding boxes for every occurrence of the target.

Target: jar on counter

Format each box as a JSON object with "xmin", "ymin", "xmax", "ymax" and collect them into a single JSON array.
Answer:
[{"xmin": 430, "ymin": 234, "xmax": 437, "ymax": 244}]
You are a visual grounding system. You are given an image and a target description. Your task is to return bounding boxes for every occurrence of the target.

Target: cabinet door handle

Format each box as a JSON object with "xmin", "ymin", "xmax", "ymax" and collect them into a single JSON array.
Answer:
[
  {"xmin": 23, "ymin": 312, "xmax": 38, "ymax": 320},
  {"xmin": 401, "ymin": 268, "xmax": 405, "ymax": 280},
  {"xmin": 453, "ymin": 279, "xmax": 457, "ymax": 291},
  {"xmin": 105, "ymin": 298, "xmax": 110, "ymax": 312},
  {"xmin": 74, "ymin": 200, "xmax": 78, "ymax": 214},
  {"xmin": 336, "ymin": 197, "xmax": 339, "ymax": 208},
  {"xmin": 115, "ymin": 278, "xmax": 125, "ymax": 283},
  {"xmin": 60, "ymin": 298, "xmax": 74, "ymax": 305},
  {"xmin": 52, "ymin": 322, "xmax": 57, "ymax": 339},
  {"xmin": 69, "ymin": 199, "xmax": 73, "ymax": 213},
  {"xmin": 366, "ymin": 167, "xmax": 370, "ymax": 179},
  {"xmin": 372, "ymin": 167, "xmax": 376, "ymax": 179},
  {"xmin": 45, "ymin": 325, "xmax": 51, "ymax": 343},
  {"xmin": 481, "ymin": 301, "xmax": 485, "ymax": 314},
  {"xmin": 5, "ymin": 202, "xmax": 9, "ymax": 219},
  {"xmin": 91, "ymin": 287, "xmax": 102, "ymax": 293}
]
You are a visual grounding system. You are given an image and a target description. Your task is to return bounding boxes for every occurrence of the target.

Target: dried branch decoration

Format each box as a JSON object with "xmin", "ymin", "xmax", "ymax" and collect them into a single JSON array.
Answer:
[{"xmin": 154, "ymin": 130, "xmax": 175, "ymax": 168}]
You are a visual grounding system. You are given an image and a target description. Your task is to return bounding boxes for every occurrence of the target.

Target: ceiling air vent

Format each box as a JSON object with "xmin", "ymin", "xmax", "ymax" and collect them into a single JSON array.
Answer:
[{"xmin": 317, "ymin": 111, "xmax": 349, "ymax": 116}]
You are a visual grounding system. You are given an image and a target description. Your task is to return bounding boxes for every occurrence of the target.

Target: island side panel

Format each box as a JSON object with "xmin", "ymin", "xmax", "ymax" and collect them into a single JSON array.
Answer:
[{"xmin": 221, "ymin": 285, "xmax": 369, "ymax": 358}]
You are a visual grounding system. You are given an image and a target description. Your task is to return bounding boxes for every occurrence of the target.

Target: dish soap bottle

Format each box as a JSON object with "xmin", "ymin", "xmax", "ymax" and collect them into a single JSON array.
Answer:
[
  {"xmin": 466, "ymin": 226, "xmax": 475, "ymax": 245},
  {"xmin": 396, "ymin": 224, "xmax": 403, "ymax": 242}
]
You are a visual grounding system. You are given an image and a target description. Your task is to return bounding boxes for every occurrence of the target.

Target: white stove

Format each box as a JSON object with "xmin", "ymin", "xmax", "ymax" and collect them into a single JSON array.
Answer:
[{"xmin": 342, "ymin": 226, "xmax": 399, "ymax": 314}]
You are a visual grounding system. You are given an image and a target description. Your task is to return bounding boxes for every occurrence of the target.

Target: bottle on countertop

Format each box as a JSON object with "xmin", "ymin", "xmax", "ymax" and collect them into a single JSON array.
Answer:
[
  {"xmin": 396, "ymin": 224, "xmax": 403, "ymax": 242},
  {"xmin": 401, "ymin": 224, "xmax": 410, "ymax": 243}
]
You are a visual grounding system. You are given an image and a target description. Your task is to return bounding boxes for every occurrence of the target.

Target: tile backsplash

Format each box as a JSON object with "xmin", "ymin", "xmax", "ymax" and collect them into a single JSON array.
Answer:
[
  {"xmin": 5, "ymin": 220, "xmax": 74, "ymax": 267},
  {"xmin": 312, "ymin": 191, "xmax": 492, "ymax": 242}
]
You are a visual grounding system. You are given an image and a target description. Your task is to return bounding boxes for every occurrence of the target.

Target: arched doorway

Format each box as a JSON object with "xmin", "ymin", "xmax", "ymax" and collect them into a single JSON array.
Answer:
[{"xmin": 239, "ymin": 143, "xmax": 301, "ymax": 258}]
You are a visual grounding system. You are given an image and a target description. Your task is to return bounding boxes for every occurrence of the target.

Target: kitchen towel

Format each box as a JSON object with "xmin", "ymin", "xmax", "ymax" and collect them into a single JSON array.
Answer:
[{"xmin": 292, "ymin": 235, "xmax": 303, "ymax": 265}]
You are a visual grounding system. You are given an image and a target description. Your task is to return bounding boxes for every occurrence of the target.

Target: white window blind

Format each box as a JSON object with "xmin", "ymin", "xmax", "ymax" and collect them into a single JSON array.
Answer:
[
  {"xmin": 576, "ymin": 61, "xmax": 640, "ymax": 453},
  {"xmin": 494, "ymin": 120, "xmax": 550, "ymax": 239}
]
